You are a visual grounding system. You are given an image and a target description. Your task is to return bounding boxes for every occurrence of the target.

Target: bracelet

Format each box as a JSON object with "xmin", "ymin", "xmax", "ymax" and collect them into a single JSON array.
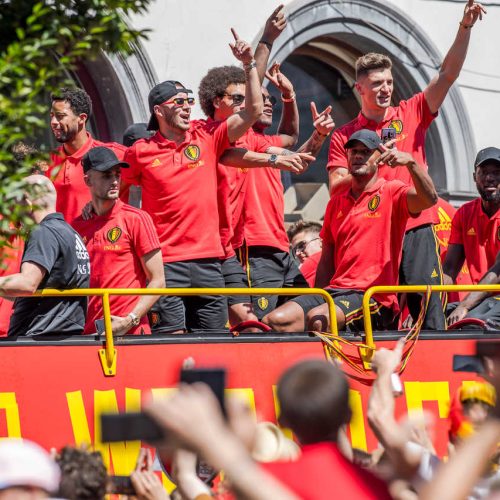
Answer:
[
  {"xmin": 243, "ymin": 60, "xmax": 256, "ymax": 71},
  {"xmin": 315, "ymin": 128, "xmax": 329, "ymax": 137},
  {"xmin": 259, "ymin": 39, "xmax": 273, "ymax": 49},
  {"xmin": 281, "ymin": 92, "xmax": 296, "ymax": 103},
  {"xmin": 459, "ymin": 21, "xmax": 473, "ymax": 29}
]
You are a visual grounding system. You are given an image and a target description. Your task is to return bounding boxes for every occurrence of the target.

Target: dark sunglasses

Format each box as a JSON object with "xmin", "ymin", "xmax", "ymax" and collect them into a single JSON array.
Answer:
[
  {"xmin": 163, "ymin": 97, "xmax": 196, "ymax": 106},
  {"xmin": 292, "ymin": 237, "xmax": 320, "ymax": 257},
  {"xmin": 263, "ymin": 94, "xmax": 277, "ymax": 105},
  {"xmin": 223, "ymin": 93, "xmax": 245, "ymax": 105}
]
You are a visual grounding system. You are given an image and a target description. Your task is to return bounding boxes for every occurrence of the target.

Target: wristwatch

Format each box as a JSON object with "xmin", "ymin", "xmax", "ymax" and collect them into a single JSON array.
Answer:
[
  {"xmin": 127, "ymin": 312, "xmax": 140, "ymax": 327},
  {"xmin": 269, "ymin": 154, "xmax": 278, "ymax": 168}
]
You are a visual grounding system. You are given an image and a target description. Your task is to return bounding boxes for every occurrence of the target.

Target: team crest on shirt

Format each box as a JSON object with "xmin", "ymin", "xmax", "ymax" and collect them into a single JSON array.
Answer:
[
  {"xmin": 368, "ymin": 194, "xmax": 381, "ymax": 212},
  {"xmin": 107, "ymin": 226, "xmax": 122, "ymax": 244},
  {"xmin": 184, "ymin": 145, "xmax": 200, "ymax": 161},
  {"xmin": 390, "ymin": 120, "xmax": 403, "ymax": 134},
  {"xmin": 257, "ymin": 297, "xmax": 269, "ymax": 310}
]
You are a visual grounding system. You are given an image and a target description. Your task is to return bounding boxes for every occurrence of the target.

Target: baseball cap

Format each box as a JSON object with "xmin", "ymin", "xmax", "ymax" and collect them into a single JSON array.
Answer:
[
  {"xmin": 82, "ymin": 146, "xmax": 129, "ymax": 173},
  {"xmin": 345, "ymin": 129, "xmax": 382, "ymax": 150},
  {"xmin": 474, "ymin": 147, "xmax": 500, "ymax": 169},
  {"xmin": 147, "ymin": 80, "xmax": 192, "ymax": 131},
  {"xmin": 122, "ymin": 123, "xmax": 152, "ymax": 147},
  {"xmin": 0, "ymin": 439, "xmax": 60, "ymax": 493}
]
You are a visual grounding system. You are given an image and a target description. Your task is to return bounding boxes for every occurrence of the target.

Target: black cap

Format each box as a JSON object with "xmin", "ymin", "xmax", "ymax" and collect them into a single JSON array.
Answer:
[
  {"xmin": 345, "ymin": 129, "xmax": 382, "ymax": 150},
  {"xmin": 82, "ymin": 147, "xmax": 129, "ymax": 173},
  {"xmin": 122, "ymin": 123, "xmax": 152, "ymax": 147},
  {"xmin": 474, "ymin": 147, "xmax": 500, "ymax": 169},
  {"xmin": 147, "ymin": 80, "xmax": 192, "ymax": 131}
]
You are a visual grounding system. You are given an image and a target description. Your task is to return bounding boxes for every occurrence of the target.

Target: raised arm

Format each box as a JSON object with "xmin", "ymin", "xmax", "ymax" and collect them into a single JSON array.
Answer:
[
  {"xmin": 255, "ymin": 4, "xmax": 286, "ymax": 81},
  {"xmin": 377, "ymin": 146, "xmax": 438, "ymax": 214},
  {"xmin": 296, "ymin": 102, "xmax": 335, "ymax": 158},
  {"xmin": 448, "ymin": 250, "xmax": 500, "ymax": 325},
  {"xmin": 266, "ymin": 62, "xmax": 299, "ymax": 147},
  {"xmin": 226, "ymin": 29, "xmax": 263, "ymax": 143},
  {"xmin": 424, "ymin": 0, "xmax": 486, "ymax": 114}
]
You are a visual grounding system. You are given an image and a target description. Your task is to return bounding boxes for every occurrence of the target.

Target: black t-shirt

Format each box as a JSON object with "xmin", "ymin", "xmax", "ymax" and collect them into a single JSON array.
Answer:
[{"xmin": 8, "ymin": 213, "xmax": 91, "ymax": 336}]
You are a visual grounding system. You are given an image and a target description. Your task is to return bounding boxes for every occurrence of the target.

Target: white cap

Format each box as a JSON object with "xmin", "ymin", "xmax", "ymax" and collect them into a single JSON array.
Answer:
[{"xmin": 0, "ymin": 439, "xmax": 60, "ymax": 493}]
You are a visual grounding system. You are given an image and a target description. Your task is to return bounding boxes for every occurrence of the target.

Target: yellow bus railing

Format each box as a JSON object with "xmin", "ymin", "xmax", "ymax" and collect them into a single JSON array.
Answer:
[
  {"xmin": 362, "ymin": 284, "xmax": 500, "ymax": 358},
  {"xmin": 33, "ymin": 287, "xmax": 336, "ymax": 377}
]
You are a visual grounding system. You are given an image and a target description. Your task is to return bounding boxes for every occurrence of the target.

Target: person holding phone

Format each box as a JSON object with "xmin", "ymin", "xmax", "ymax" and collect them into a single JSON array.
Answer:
[{"xmin": 326, "ymin": 0, "xmax": 487, "ymax": 330}]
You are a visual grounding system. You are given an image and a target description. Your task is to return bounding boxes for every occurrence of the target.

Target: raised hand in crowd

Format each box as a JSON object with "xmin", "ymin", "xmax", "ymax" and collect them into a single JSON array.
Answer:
[
  {"xmin": 229, "ymin": 28, "xmax": 254, "ymax": 65},
  {"xmin": 146, "ymin": 383, "xmax": 299, "ymax": 500},
  {"xmin": 130, "ymin": 448, "xmax": 170, "ymax": 500},
  {"xmin": 461, "ymin": 0, "xmax": 487, "ymax": 27},
  {"xmin": 262, "ymin": 4, "xmax": 286, "ymax": 44},
  {"xmin": 265, "ymin": 62, "xmax": 294, "ymax": 99},
  {"xmin": 273, "ymin": 151, "xmax": 316, "ymax": 173},
  {"xmin": 377, "ymin": 142, "xmax": 416, "ymax": 168}
]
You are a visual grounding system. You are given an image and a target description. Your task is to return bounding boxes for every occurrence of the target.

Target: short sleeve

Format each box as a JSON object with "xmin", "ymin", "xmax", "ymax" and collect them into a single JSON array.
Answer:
[
  {"xmin": 400, "ymin": 92, "xmax": 437, "ymax": 131},
  {"xmin": 389, "ymin": 181, "xmax": 412, "ymax": 219},
  {"xmin": 210, "ymin": 120, "xmax": 231, "ymax": 159},
  {"xmin": 131, "ymin": 210, "xmax": 161, "ymax": 258},
  {"xmin": 320, "ymin": 199, "xmax": 336, "ymax": 245},
  {"xmin": 22, "ymin": 226, "xmax": 59, "ymax": 274},
  {"xmin": 122, "ymin": 144, "xmax": 142, "ymax": 185},
  {"xmin": 252, "ymin": 133, "xmax": 283, "ymax": 153},
  {"xmin": 327, "ymin": 130, "xmax": 348, "ymax": 171},
  {"xmin": 449, "ymin": 207, "xmax": 465, "ymax": 246}
]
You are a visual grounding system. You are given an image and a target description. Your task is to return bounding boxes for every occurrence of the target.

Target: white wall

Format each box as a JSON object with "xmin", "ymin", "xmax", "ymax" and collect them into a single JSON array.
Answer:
[{"xmin": 130, "ymin": 0, "xmax": 500, "ymax": 152}]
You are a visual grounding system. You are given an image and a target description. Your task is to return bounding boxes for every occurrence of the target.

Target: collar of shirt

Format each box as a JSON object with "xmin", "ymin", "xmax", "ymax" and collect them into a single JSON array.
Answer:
[
  {"xmin": 91, "ymin": 199, "xmax": 123, "ymax": 221},
  {"xmin": 343, "ymin": 177, "xmax": 385, "ymax": 202},
  {"xmin": 479, "ymin": 200, "xmax": 500, "ymax": 220},
  {"xmin": 151, "ymin": 129, "xmax": 193, "ymax": 149},
  {"xmin": 41, "ymin": 212, "xmax": 65, "ymax": 223},
  {"xmin": 356, "ymin": 106, "xmax": 398, "ymax": 128},
  {"xmin": 59, "ymin": 132, "xmax": 95, "ymax": 161}
]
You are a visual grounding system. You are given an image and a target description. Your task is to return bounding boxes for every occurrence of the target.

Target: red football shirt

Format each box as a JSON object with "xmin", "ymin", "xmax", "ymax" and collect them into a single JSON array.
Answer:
[
  {"xmin": 216, "ymin": 127, "xmax": 271, "ymax": 258},
  {"xmin": 123, "ymin": 120, "xmax": 231, "ymax": 263},
  {"xmin": 264, "ymin": 442, "xmax": 391, "ymax": 500},
  {"xmin": 0, "ymin": 234, "xmax": 24, "ymax": 337},
  {"xmin": 449, "ymin": 197, "xmax": 500, "ymax": 283},
  {"xmin": 321, "ymin": 178, "xmax": 412, "ymax": 312},
  {"xmin": 327, "ymin": 92, "xmax": 437, "ymax": 230},
  {"xmin": 238, "ymin": 132, "xmax": 289, "ymax": 252},
  {"xmin": 48, "ymin": 133, "xmax": 127, "ymax": 223},
  {"xmin": 72, "ymin": 200, "xmax": 160, "ymax": 335},
  {"xmin": 300, "ymin": 251, "xmax": 322, "ymax": 287}
]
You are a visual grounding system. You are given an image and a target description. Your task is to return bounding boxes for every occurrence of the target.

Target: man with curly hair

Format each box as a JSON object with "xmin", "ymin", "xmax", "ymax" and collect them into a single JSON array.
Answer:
[{"xmin": 48, "ymin": 87, "xmax": 127, "ymax": 223}]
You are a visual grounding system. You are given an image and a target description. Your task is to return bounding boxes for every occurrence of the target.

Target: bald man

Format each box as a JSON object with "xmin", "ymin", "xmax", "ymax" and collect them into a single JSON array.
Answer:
[{"xmin": 0, "ymin": 175, "xmax": 90, "ymax": 336}]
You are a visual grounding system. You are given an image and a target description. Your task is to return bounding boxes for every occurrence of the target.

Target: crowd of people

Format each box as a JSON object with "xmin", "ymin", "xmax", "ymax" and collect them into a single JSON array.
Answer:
[{"xmin": 0, "ymin": 0, "xmax": 498, "ymax": 339}]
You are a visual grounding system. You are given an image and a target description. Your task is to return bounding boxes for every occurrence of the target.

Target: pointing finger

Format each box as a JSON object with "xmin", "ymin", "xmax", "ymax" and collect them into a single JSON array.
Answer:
[
  {"xmin": 231, "ymin": 28, "xmax": 239, "ymax": 41},
  {"xmin": 310, "ymin": 101, "xmax": 319, "ymax": 120}
]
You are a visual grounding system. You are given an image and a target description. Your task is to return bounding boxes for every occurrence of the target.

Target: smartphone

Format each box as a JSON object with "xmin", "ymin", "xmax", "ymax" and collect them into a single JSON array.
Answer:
[
  {"xmin": 108, "ymin": 475, "xmax": 135, "ymax": 495},
  {"xmin": 180, "ymin": 367, "xmax": 226, "ymax": 417},
  {"xmin": 381, "ymin": 127, "xmax": 397, "ymax": 147},
  {"xmin": 452, "ymin": 354, "xmax": 485, "ymax": 373},
  {"xmin": 94, "ymin": 319, "xmax": 105, "ymax": 335},
  {"xmin": 101, "ymin": 412, "xmax": 165, "ymax": 443}
]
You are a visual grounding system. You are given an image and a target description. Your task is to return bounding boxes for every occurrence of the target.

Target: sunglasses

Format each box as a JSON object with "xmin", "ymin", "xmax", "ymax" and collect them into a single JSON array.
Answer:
[
  {"xmin": 163, "ymin": 97, "xmax": 196, "ymax": 106},
  {"xmin": 263, "ymin": 94, "xmax": 277, "ymax": 105},
  {"xmin": 223, "ymin": 93, "xmax": 245, "ymax": 105},
  {"xmin": 292, "ymin": 237, "xmax": 320, "ymax": 257}
]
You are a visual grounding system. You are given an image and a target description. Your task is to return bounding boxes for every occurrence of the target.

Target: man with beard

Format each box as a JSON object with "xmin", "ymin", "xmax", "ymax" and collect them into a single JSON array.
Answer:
[
  {"xmin": 444, "ymin": 147, "xmax": 500, "ymax": 325},
  {"xmin": 72, "ymin": 147, "xmax": 164, "ymax": 335},
  {"xmin": 122, "ymin": 29, "xmax": 263, "ymax": 333},
  {"xmin": 48, "ymin": 88, "xmax": 126, "ymax": 223}
]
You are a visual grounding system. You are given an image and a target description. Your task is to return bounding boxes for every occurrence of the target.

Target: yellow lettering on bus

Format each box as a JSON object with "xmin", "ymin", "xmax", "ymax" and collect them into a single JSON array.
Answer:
[
  {"xmin": 404, "ymin": 381, "xmax": 450, "ymax": 418},
  {"xmin": 66, "ymin": 388, "xmax": 141, "ymax": 474},
  {"xmin": 0, "ymin": 393, "xmax": 21, "ymax": 438},
  {"xmin": 349, "ymin": 389, "xmax": 367, "ymax": 451}
]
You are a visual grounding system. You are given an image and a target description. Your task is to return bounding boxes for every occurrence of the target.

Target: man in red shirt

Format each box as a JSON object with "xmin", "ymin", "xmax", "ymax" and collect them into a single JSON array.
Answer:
[
  {"xmin": 72, "ymin": 147, "xmax": 164, "ymax": 335},
  {"xmin": 48, "ymin": 87, "xmax": 127, "ymax": 223},
  {"xmin": 326, "ymin": 1, "xmax": 486, "ymax": 330},
  {"xmin": 122, "ymin": 30, "xmax": 263, "ymax": 333},
  {"xmin": 287, "ymin": 220, "xmax": 323, "ymax": 287},
  {"xmin": 264, "ymin": 359, "xmax": 392, "ymax": 499},
  {"xmin": 444, "ymin": 147, "xmax": 500, "ymax": 325},
  {"xmin": 264, "ymin": 129, "xmax": 437, "ymax": 333}
]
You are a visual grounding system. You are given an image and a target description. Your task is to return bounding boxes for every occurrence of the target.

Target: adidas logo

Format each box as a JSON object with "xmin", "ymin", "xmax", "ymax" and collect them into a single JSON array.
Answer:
[
  {"xmin": 431, "ymin": 269, "xmax": 438, "ymax": 278},
  {"xmin": 340, "ymin": 300, "xmax": 350, "ymax": 308},
  {"xmin": 336, "ymin": 210, "xmax": 344, "ymax": 219},
  {"xmin": 467, "ymin": 227, "xmax": 476, "ymax": 236},
  {"xmin": 151, "ymin": 158, "xmax": 161, "ymax": 167}
]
